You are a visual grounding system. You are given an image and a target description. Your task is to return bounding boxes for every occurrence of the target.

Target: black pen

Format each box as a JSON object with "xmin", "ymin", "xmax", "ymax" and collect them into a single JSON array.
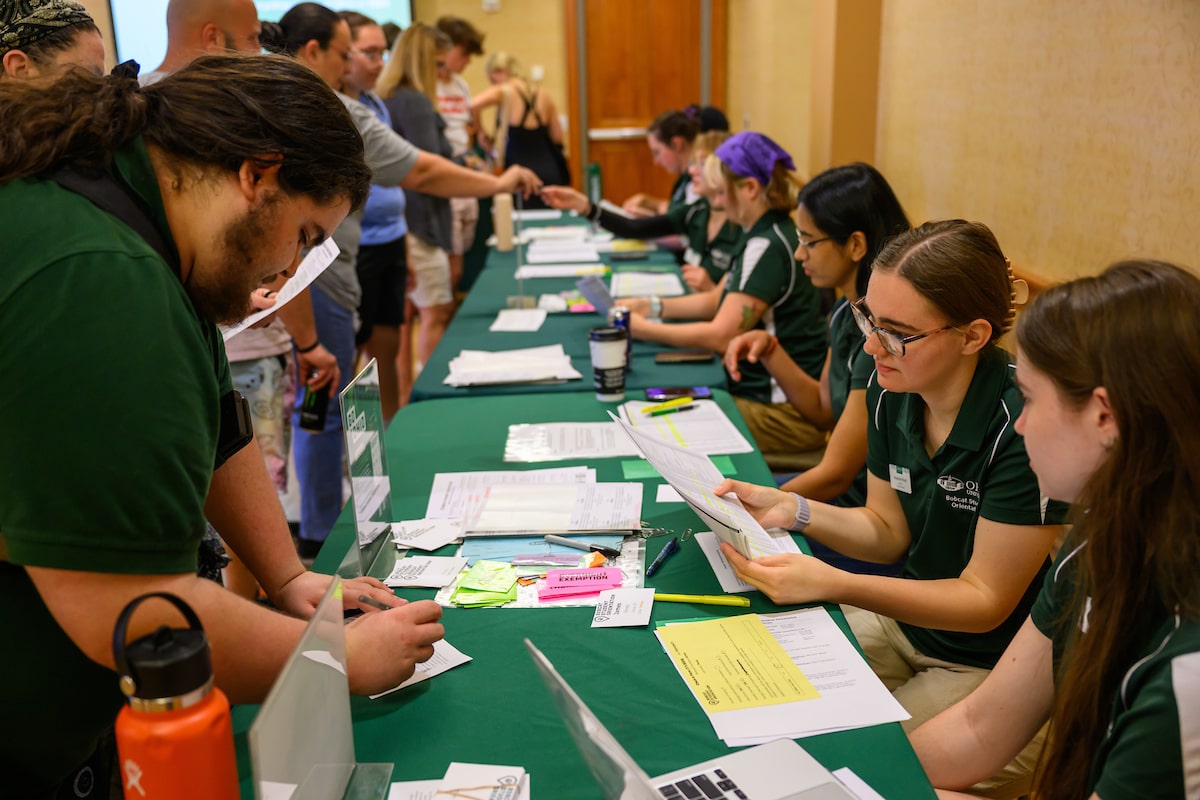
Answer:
[
  {"xmin": 645, "ymin": 536, "xmax": 680, "ymax": 577},
  {"xmin": 543, "ymin": 534, "xmax": 622, "ymax": 558}
]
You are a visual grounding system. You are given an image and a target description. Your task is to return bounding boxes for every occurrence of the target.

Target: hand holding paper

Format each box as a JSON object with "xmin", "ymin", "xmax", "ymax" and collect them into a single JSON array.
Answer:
[{"xmin": 710, "ymin": 478, "xmax": 801, "ymax": 532}]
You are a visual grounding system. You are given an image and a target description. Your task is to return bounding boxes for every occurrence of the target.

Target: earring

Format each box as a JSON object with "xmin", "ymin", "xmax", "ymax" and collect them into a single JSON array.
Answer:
[{"xmin": 1103, "ymin": 437, "xmax": 1117, "ymax": 451}]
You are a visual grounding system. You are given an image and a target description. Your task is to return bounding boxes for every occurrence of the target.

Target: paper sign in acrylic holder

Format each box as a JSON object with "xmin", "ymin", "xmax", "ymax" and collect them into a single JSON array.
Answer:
[
  {"xmin": 250, "ymin": 578, "xmax": 392, "ymax": 800},
  {"xmin": 339, "ymin": 359, "xmax": 398, "ymax": 581}
]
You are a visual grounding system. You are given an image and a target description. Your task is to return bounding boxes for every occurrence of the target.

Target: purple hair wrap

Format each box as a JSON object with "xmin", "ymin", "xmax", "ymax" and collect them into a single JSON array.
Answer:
[{"xmin": 714, "ymin": 132, "xmax": 795, "ymax": 187}]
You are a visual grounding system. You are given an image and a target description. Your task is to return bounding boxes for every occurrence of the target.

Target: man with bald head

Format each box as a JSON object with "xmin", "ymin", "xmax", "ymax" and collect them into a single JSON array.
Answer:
[{"xmin": 142, "ymin": 0, "xmax": 261, "ymax": 82}]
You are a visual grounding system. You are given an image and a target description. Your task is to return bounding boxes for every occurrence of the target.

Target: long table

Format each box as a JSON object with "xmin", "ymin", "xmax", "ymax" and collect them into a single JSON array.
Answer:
[
  {"xmin": 410, "ymin": 217, "xmax": 728, "ymax": 401},
  {"xmin": 232, "ymin": 391, "xmax": 935, "ymax": 800}
]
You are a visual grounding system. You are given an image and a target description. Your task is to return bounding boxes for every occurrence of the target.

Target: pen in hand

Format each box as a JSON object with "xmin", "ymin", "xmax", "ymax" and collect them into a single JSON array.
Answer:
[
  {"xmin": 645, "ymin": 537, "xmax": 680, "ymax": 577},
  {"xmin": 358, "ymin": 594, "xmax": 398, "ymax": 611}
]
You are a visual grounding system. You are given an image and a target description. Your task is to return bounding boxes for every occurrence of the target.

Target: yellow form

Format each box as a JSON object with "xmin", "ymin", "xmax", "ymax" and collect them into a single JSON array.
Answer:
[{"xmin": 658, "ymin": 615, "xmax": 820, "ymax": 712}]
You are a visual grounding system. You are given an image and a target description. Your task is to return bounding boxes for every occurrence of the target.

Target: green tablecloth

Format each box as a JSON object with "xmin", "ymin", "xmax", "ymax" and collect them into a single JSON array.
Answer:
[
  {"xmin": 411, "ymin": 222, "xmax": 727, "ymax": 401},
  {"xmin": 233, "ymin": 391, "xmax": 934, "ymax": 799}
]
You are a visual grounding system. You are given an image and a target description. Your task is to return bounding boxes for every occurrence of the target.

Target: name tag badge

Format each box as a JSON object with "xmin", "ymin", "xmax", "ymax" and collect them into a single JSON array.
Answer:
[{"xmin": 889, "ymin": 464, "xmax": 913, "ymax": 494}]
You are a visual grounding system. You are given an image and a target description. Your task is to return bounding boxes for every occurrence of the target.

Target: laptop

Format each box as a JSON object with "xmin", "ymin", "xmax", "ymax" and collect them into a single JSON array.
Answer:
[{"xmin": 525, "ymin": 639, "xmax": 857, "ymax": 800}]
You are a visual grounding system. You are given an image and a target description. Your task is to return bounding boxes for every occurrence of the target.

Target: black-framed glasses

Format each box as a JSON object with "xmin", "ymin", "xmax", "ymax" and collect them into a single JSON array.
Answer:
[{"xmin": 850, "ymin": 298, "xmax": 958, "ymax": 358}]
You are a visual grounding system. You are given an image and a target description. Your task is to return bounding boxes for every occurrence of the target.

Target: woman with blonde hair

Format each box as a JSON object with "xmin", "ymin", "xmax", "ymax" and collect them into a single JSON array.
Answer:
[
  {"xmin": 541, "ymin": 130, "xmax": 740, "ymax": 291},
  {"xmin": 376, "ymin": 22, "xmax": 459, "ymax": 380},
  {"xmin": 471, "ymin": 50, "xmax": 569, "ymax": 197}
]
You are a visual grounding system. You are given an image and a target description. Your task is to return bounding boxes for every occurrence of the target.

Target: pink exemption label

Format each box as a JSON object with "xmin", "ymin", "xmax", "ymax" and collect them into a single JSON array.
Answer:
[{"xmin": 537, "ymin": 567, "xmax": 624, "ymax": 600}]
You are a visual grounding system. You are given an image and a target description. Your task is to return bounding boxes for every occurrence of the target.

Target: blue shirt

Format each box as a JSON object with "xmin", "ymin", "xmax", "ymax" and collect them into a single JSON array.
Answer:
[{"xmin": 358, "ymin": 92, "xmax": 408, "ymax": 246}]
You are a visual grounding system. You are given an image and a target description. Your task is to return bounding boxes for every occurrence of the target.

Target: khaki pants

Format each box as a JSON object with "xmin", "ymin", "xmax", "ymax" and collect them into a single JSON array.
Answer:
[
  {"xmin": 733, "ymin": 397, "xmax": 826, "ymax": 462},
  {"xmin": 844, "ymin": 607, "xmax": 1046, "ymax": 799}
]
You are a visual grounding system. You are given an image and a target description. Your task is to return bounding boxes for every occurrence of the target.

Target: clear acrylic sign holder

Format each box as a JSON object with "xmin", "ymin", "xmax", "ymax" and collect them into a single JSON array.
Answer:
[{"xmin": 339, "ymin": 358, "xmax": 397, "ymax": 581}]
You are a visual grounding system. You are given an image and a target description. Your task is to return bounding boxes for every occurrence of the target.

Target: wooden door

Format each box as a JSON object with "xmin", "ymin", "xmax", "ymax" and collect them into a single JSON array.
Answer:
[{"xmin": 565, "ymin": 0, "xmax": 726, "ymax": 203}]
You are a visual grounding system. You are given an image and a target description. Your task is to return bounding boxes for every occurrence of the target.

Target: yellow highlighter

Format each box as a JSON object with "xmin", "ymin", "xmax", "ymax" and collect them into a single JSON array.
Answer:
[
  {"xmin": 654, "ymin": 593, "xmax": 751, "ymax": 607},
  {"xmin": 642, "ymin": 397, "xmax": 694, "ymax": 414}
]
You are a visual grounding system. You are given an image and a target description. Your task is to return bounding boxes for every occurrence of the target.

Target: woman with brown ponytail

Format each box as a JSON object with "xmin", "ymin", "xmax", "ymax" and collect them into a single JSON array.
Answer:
[
  {"xmin": 912, "ymin": 260, "xmax": 1200, "ymax": 800},
  {"xmin": 713, "ymin": 220, "xmax": 1069, "ymax": 795}
]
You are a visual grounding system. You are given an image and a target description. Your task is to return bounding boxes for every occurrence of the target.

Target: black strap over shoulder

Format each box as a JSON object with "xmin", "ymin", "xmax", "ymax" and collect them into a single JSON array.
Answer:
[{"xmin": 49, "ymin": 165, "xmax": 180, "ymax": 276}]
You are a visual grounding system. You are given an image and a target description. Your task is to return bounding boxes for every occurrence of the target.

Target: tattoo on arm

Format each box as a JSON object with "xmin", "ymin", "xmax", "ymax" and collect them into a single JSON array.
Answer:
[{"xmin": 738, "ymin": 304, "xmax": 758, "ymax": 331}]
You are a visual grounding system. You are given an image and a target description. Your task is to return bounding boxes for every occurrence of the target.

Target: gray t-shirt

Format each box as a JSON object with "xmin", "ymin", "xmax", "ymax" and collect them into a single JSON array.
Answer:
[
  {"xmin": 383, "ymin": 88, "xmax": 453, "ymax": 251},
  {"xmin": 317, "ymin": 92, "xmax": 422, "ymax": 314}
]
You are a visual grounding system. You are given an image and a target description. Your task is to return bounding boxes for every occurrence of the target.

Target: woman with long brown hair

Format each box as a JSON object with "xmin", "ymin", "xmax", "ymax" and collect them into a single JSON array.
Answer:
[{"xmin": 912, "ymin": 259, "xmax": 1200, "ymax": 799}]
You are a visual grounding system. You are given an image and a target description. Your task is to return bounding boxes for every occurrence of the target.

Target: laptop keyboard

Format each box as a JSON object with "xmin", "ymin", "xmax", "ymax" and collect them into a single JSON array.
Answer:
[{"xmin": 658, "ymin": 768, "xmax": 747, "ymax": 800}]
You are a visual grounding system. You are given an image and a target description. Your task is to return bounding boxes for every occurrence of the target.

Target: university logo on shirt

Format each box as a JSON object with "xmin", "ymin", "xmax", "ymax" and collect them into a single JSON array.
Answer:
[{"xmin": 938, "ymin": 474, "xmax": 980, "ymax": 513}]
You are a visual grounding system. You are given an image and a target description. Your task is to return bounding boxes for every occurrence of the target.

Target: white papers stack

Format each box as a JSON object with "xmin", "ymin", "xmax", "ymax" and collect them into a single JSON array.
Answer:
[
  {"xmin": 618, "ymin": 400, "xmax": 754, "ymax": 455},
  {"xmin": 425, "ymin": 466, "xmax": 595, "ymax": 521},
  {"xmin": 468, "ymin": 482, "xmax": 642, "ymax": 535},
  {"xmin": 610, "ymin": 412, "xmax": 788, "ymax": 559},
  {"xmin": 610, "ymin": 271, "xmax": 685, "ymax": 297},
  {"xmin": 657, "ymin": 608, "xmax": 910, "ymax": 743},
  {"xmin": 514, "ymin": 263, "xmax": 607, "ymax": 279},
  {"xmin": 220, "ymin": 239, "xmax": 340, "ymax": 340},
  {"xmin": 521, "ymin": 225, "xmax": 589, "ymax": 241},
  {"xmin": 524, "ymin": 241, "xmax": 600, "ymax": 263},
  {"xmin": 444, "ymin": 344, "xmax": 581, "ymax": 387},
  {"xmin": 383, "ymin": 555, "xmax": 468, "ymax": 587},
  {"xmin": 489, "ymin": 308, "xmax": 547, "ymax": 332},
  {"xmin": 512, "ymin": 208, "xmax": 563, "ymax": 221},
  {"xmin": 504, "ymin": 422, "xmax": 641, "ymax": 462}
]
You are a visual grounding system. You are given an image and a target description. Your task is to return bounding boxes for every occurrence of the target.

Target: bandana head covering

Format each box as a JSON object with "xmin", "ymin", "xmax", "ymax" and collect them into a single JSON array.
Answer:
[
  {"xmin": 714, "ymin": 132, "xmax": 795, "ymax": 188},
  {"xmin": 0, "ymin": 0, "xmax": 94, "ymax": 55}
]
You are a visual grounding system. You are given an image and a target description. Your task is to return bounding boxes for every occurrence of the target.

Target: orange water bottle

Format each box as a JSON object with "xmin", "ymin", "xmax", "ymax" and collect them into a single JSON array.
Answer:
[{"xmin": 112, "ymin": 593, "xmax": 238, "ymax": 799}]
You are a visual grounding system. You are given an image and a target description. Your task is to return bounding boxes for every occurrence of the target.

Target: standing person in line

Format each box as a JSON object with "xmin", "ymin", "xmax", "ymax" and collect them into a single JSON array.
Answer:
[
  {"xmin": 376, "ymin": 22, "xmax": 457, "ymax": 377},
  {"xmin": 262, "ymin": 3, "xmax": 540, "ymax": 558},
  {"xmin": 0, "ymin": 0, "xmax": 105, "ymax": 79},
  {"xmin": 340, "ymin": 10, "xmax": 409, "ymax": 423},
  {"xmin": 715, "ymin": 220, "xmax": 1069, "ymax": 796},
  {"xmin": 436, "ymin": 14, "xmax": 485, "ymax": 294},
  {"xmin": 724, "ymin": 164, "xmax": 910, "ymax": 512},
  {"xmin": 471, "ymin": 50, "xmax": 569, "ymax": 203},
  {"xmin": 912, "ymin": 260, "xmax": 1200, "ymax": 800},
  {"xmin": 0, "ymin": 54, "xmax": 445, "ymax": 799},
  {"xmin": 142, "ymin": 0, "xmax": 337, "ymax": 590},
  {"xmin": 540, "ymin": 130, "xmax": 740, "ymax": 292}
]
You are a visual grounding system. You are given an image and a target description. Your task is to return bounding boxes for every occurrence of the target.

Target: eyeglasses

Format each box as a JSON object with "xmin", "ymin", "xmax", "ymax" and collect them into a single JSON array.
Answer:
[
  {"xmin": 795, "ymin": 231, "xmax": 831, "ymax": 251},
  {"xmin": 850, "ymin": 298, "xmax": 958, "ymax": 358},
  {"xmin": 352, "ymin": 47, "xmax": 387, "ymax": 62}
]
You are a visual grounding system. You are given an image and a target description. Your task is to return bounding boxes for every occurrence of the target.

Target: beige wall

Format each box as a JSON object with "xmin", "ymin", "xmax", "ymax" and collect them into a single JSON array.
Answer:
[
  {"xmin": 412, "ymin": 0, "xmax": 567, "ymax": 141},
  {"xmin": 725, "ymin": 0, "xmax": 814, "ymax": 176},
  {"xmin": 876, "ymin": 0, "xmax": 1200, "ymax": 281}
]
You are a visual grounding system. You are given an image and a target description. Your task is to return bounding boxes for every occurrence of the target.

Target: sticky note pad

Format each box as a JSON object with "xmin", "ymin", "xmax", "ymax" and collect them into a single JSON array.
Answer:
[{"xmin": 538, "ymin": 567, "xmax": 624, "ymax": 601}]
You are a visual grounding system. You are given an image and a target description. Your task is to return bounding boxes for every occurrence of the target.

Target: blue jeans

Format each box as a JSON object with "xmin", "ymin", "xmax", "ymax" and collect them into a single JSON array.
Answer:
[{"xmin": 291, "ymin": 285, "xmax": 356, "ymax": 543}]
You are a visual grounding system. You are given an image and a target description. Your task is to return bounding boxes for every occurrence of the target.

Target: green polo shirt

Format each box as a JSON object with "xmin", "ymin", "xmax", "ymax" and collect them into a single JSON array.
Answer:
[
  {"xmin": 1031, "ymin": 544, "xmax": 1200, "ymax": 799},
  {"xmin": 828, "ymin": 298, "xmax": 873, "ymax": 507},
  {"xmin": 667, "ymin": 172, "xmax": 692, "ymax": 212},
  {"xmin": 668, "ymin": 198, "xmax": 741, "ymax": 284},
  {"xmin": 865, "ymin": 347, "xmax": 1068, "ymax": 668},
  {"xmin": 722, "ymin": 208, "xmax": 827, "ymax": 404},
  {"xmin": 0, "ymin": 139, "xmax": 229, "ymax": 794}
]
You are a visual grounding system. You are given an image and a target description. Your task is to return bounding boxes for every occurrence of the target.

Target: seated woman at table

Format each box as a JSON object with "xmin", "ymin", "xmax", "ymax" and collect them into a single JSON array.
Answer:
[
  {"xmin": 541, "ymin": 131, "xmax": 740, "ymax": 292},
  {"xmin": 621, "ymin": 132, "xmax": 829, "ymax": 461},
  {"xmin": 911, "ymin": 260, "xmax": 1200, "ymax": 800},
  {"xmin": 715, "ymin": 220, "xmax": 1068, "ymax": 797},
  {"xmin": 621, "ymin": 107, "xmax": 708, "ymax": 217},
  {"xmin": 725, "ymin": 163, "xmax": 909, "ymax": 513}
]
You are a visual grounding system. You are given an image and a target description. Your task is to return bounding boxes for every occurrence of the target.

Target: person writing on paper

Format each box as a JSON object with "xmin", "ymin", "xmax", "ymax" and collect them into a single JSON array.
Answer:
[
  {"xmin": 261, "ymin": 3, "xmax": 542, "ymax": 556},
  {"xmin": 620, "ymin": 132, "xmax": 828, "ymax": 462},
  {"xmin": 540, "ymin": 131, "xmax": 741, "ymax": 292},
  {"xmin": 715, "ymin": 221, "xmax": 1068, "ymax": 797},
  {"xmin": 724, "ymin": 164, "xmax": 909, "ymax": 515},
  {"xmin": 911, "ymin": 261, "xmax": 1200, "ymax": 800},
  {"xmin": 0, "ymin": 55, "xmax": 444, "ymax": 798}
]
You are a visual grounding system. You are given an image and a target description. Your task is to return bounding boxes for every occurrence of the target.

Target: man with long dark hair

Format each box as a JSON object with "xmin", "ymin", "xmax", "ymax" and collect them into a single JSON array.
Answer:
[{"xmin": 0, "ymin": 55, "xmax": 445, "ymax": 798}]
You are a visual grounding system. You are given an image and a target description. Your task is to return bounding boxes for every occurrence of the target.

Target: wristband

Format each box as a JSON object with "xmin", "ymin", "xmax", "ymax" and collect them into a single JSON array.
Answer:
[
  {"xmin": 648, "ymin": 295, "xmax": 663, "ymax": 319},
  {"xmin": 788, "ymin": 492, "xmax": 811, "ymax": 532},
  {"xmin": 295, "ymin": 339, "xmax": 320, "ymax": 354}
]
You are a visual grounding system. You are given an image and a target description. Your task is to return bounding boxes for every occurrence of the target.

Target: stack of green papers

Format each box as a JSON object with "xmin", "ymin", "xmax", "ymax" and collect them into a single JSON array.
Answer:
[{"xmin": 450, "ymin": 560, "xmax": 518, "ymax": 607}]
